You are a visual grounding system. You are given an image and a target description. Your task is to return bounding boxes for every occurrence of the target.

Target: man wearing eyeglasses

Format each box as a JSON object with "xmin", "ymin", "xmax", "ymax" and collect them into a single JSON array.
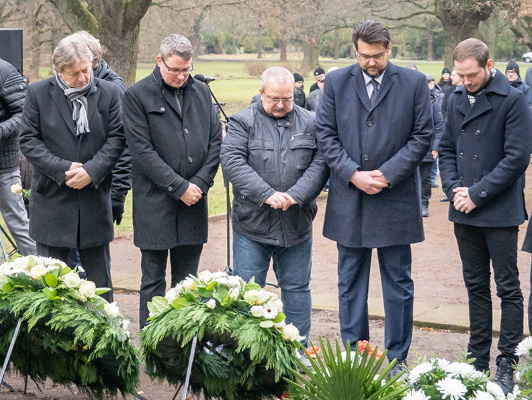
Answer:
[
  {"xmin": 315, "ymin": 20, "xmax": 432, "ymax": 378},
  {"xmin": 123, "ymin": 34, "xmax": 222, "ymax": 328},
  {"xmin": 221, "ymin": 67, "xmax": 328, "ymax": 352}
]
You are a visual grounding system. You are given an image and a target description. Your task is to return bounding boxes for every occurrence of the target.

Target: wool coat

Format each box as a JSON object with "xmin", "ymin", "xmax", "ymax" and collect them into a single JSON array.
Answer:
[
  {"xmin": 439, "ymin": 70, "xmax": 532, "ymax": 227},
  {"xmin": 123, "ymin": 68, "xmax": 222, "ymax": 250},
  {"xmin": 315, "ymin": 62, "xmax": 433, "ymax": 248},
  {"xmin": 19, "ymin": 76, "xmax": 125, "ymax": 248}
]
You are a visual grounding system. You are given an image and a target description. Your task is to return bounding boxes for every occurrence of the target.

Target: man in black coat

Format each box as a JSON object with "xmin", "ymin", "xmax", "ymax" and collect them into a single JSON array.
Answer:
[
  {"xmin": 123, "ymin": 34, "xmax": 222, "ymax": 328},
  {"xmin": 439, "ymin": 38, "xmax": 532, "ymax": 394},
  {"xmin": 315, "ymin": 20, "xmax": 433, "ymax": 378}
]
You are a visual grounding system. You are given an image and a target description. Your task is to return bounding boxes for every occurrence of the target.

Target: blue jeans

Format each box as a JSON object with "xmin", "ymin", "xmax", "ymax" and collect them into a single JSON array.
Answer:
[{"xmin": 233, "ymin": 231, "xmax": 312, "ymax": 347}]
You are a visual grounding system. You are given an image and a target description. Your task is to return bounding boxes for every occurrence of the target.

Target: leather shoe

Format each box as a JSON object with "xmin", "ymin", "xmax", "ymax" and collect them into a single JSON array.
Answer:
[
  {"xmin": 388, "ymin": 359, "xmax": 408, "ymax": 380},
  {"xmin": 494, "ymin": 357, "xmax": 514, "ymax": 395},
  {"xmin": 422, "ymin": 206, "xmax": 429, "ymax": 217},
  {"xmin": 440, "ymin": 196, "xmax": 449, "ymax": 202}
]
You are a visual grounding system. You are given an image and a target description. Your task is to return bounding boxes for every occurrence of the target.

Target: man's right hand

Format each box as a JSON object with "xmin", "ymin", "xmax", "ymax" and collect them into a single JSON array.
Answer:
[
  {"xmin": 265, "ymin": 192, "xmax": 295, "ymax": 210},
  {"xmin": 180, "ymin": 182, "xmax": 203, "ymax": 206},
  {"xmin": 349, "ymin": 170, "xmax": 388, "ymax": 195}
]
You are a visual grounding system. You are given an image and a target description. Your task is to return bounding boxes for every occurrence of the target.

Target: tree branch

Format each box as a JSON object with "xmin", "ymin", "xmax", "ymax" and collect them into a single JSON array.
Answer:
[{"xmin": 47, "ymin": 0, "xmax": 98, "ymax": 33}]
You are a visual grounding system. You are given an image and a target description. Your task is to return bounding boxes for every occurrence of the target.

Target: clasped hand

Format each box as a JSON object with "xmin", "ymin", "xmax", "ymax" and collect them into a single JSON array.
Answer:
[
  {"xmin": 452, "ymin": 187, "xmax": 476, "ymax": 214},
  {"xmin": 265, "ymin": 192, "xmax": 297, "ymax": 211},
  {"xmin": 180, "ymin": 182, "xmax": 203, "ymax": 206},
  {"xmin": 65, "ymin": 162, "xmax": 92, "ymax": 189},
  {"xmin": 350, "ymin": 170, "xmax": 389, "ymax": 194}
]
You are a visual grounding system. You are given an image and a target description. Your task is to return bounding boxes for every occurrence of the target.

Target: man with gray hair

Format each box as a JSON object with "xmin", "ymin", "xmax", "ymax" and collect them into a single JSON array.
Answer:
[
  {"xmin": 123, "ymin": 34, "xmax": 222, "ymax": 328},
  {"xmin": 221, "ymin": 67, "xmax": 328, "ymax": 351}
]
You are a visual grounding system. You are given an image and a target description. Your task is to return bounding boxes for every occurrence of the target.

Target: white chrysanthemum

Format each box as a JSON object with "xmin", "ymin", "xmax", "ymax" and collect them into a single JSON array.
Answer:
[
  {"xmin": 435, "ymin": 377, "xmax": 467, "ymax": 400},
  {"xmin": 433, "ymin": 358, "xmax": 451, "ymax": 370},
  {"xmin": 104, "ymin": 301, "xmax": 120, "ymax": 317},
  {"xmin": 228, "ymin": 288, "xmax": 239, "ymax": 300},
  {"xmin": 182, "ymin": 277, "xmax": 196, "ymax": 290},
  {"xmin": 227, "ymin": 275, "xmax": 243, "ymax": 288},
  {"xmin": 282, "ymin": 323, "xmax": 304, "ymax": 342},
  {"xmin": 446, "ymin": 362, "xmax": 478, "ymax": 378},
  {"xmin": 78, "ymin": 281, "xmax": 96, "ymax": 300},
  {"xmin": 515, "ymin": 336, "xmax": 532, "ymax": 356},
  {"xmin": 29, "ymin": 265, "xmax": 48, "ymax": 279},
  {"xmin": 62, "ymin": 271, "xmax": 81, "ymax": 288},
  {"xmin": 250, "ymin": 305, "xmax": 265, "ymax": 317},
  {"xmin": 472, "ymin": 391, "xmax": 495, "ymax": 400},
  {"xmin": 404, "ymin": 389, "xmax": 430, "ymax": 400},
  {"xmin": 486, "ymin": 381, "xmax": 506, "ymax": 400},
  {"xmin": 340, "ymin": 351, "xmax": 357, "ymax": 362},
  {"xmin": 205, "ymin": 299, "xmax": 216, "ymax": 309},
  {"xmin": 262, "ymin": 303, "xmax": 278, "ymax": 319},
  {"xmin": 165, "ymin": 287, "xmax": 181, "ymax": 303},
  {"xmin": 408, "ymin": 362, "xmax": 435, "ymax": 384},
  {"xmin": 198, "ymin": 270, "xmax": 213, "ymax": 284}
]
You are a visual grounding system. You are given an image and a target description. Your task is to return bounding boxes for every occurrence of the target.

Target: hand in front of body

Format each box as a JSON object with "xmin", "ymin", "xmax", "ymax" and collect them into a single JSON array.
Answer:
[
  {"xmin": 265, "ymin": 192, "xmax": 298, "ymax": 211},
  {"xmin": 180, "ymin": 182, "xmax": 203, "ymax": 206},
  {"xmin": 65, "ymin": 162, "xmax": 92, "ymax": 189},
  {"xmin": 452, "ymin": 187, "xmax": 476, "ymax": 214},
  {"xmin": 350, "ymin": 170, "xmax": 389, "ymax": 195},
  {"xmin": 432, "ymin": 150, "xmax": 438, "ymax": 160}
]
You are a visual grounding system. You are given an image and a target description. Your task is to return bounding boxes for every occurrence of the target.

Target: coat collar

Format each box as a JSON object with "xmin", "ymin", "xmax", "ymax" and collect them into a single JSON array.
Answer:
[
  {"xmin": 151, "ymin": 66, "xmax": 196, "ymax": 117},
  {"xmin": 453, "ymin": 69, "xmax": 509, "ymax": 126},
  {"xmin": 350, "ymin": 62, "xmax": 397, "ymax": 111},
  {"xmin": 49, "ymin": 76, "xmax": 101, "ymax": 137}
]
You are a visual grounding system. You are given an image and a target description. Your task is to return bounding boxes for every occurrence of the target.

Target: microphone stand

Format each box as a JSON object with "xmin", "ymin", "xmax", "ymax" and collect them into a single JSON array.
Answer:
[{"xmin": 202, "ymin": 81, "xmax": 232, "ymax": 273}]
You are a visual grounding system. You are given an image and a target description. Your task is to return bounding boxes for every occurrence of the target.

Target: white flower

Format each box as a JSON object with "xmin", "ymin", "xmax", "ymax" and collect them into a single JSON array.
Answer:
[
  {"xmin": 165, "ymin": 287, "xmax": 181, "ymax": 303},
  {"xmin": 206, "ymin": 299, "xmax": 216, "ymax": 309},
  {"xmin": 104, "ymin": 301, "xmax": 120, "ymax": 317},
  {"xmin": 214, "ymin": 276, "xmax": 229, "ymax": 285},
  {"xmin": 121, "ymin": 319, "xmax": 130, "ymax": 330},
  {"xmin": 433, "ymin": 358, "xmax": 451, "ymax": 370},
  {"xmin": 260, "ymin": 320, "xmax": 274, "ymax": 328},
  {"xmin": 198, "ymin": 270, "xmax": 213, "ymax": 284},
  {"xmin": 250, "ymin": 305, "xmax": 265, "ymax": 317},
  {"xmin": 244, "ymin": 289, "xmax": 259, "ymax": 304},
  {"xmin": 435, "ymin": 377, "xmax": 467, "ymax": 400},
  {"xmin": 486, "ymin": 381, "xmax": 506, "ymax": 400},
  {"xmin": 78, "ymin": 281, "xmax": 96, "ymax": 300},
  {"xmin": 404, "ymin": 389, "xmax": 430, "ymax": 400},
  {"xmin": 62, "ymin": 271, "xmax": 81, "ymax": 288},
  {"xmin": 274, "ymin": 320, "xmax": 286, "ymax": 329},
  {"xmin": 256, "ymin": 289, "xmax": 273, "ymax": 304},
  {"xmin": 505, "ymin": 386, "xmax": 521, "ymax": 400},
  {"xmin": 29, "ymin": 265, "xmax": 48, "ymax": 279},
  {"xmin": 282, "ymin": 323, "xmax": 304, "ymax": 342},
  {"xmin": 10, "ymin": 183, "xmax": 22, "ymax": 194},
  {"xmin": 408, "ymin": 362, "xmax": 434, "ymax": 384},
  {"xmin": 274, "ymin": 298, "xmax": 284, "ymax": 311},
  {"xmin": 182, "ymin": 277, "xmax": 196, "ymax": 290},
  {"xmin": 472, "ymin": 391, "xmax": 495, "ymax": 400},
  {"xmin": 228, "ymin": 288, "xmax": 239, "ymax": 300},
  {"xmin": 515, "ymin": 336, "xmax": 532, "ymax": 356},
  {"xmin": 227, "ymin": 275, "xmax": 243, "ymax": 288},
  {"xmin": 446, "ymin": 362, "xmax": 478, "ymax": 378},
  {"xmin": 340, "ymin": 351, "xmax": 357, "ymax": 362},
  {"xmin": 262, "ymin": 303, "xmax": 278, "ymax": 319}
]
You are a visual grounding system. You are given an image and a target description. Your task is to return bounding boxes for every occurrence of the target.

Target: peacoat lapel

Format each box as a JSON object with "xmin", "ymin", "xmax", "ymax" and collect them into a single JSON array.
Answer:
[
  {"xmin": 49, "ymin": 79, "xmax": 77, "ymax": 137},
  {"xmin": 350, "ymin": 63, "xmax": 396, "ymax": 111}
]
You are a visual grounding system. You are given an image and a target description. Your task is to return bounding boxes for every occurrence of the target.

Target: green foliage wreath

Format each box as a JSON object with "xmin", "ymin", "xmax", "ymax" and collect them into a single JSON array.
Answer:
[
  {"xmin": 0, "ymin": 255, "xmax": 139, "ymax": 399},
  {"xmin": 141, "ymin": 271, "xmax": 302, "ymax": 400}
]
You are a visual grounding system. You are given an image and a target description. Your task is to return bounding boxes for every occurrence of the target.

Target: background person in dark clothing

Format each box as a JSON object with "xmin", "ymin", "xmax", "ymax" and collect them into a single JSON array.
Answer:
[
  {"xmin": 438, "ymin": 67, "xmax": 454, "ymax": 95},
  {"xmin": 293, "ymin": 72, "xmax": 306, "ymax": 108},
  {"xmin": 123, "ymin": 34, "xmax": 222, "ymax": 329},
  {"xmin": 309, "ymin": 67, "xmax": 325, "ymax": 93},
  {"xmin": 505, "ymin": 60, "xmax": 532, "ymax": 107}
]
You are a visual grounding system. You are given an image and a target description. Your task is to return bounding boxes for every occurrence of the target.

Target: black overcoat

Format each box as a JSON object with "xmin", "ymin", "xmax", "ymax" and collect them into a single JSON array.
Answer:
[
  {"xmin": 439, "ymin": 70, "xmax": 532, "ymax": 227},
  {"xmin": 123, "ymin": 68, "xmax": 222, "ymax": 250},
  {"xmin": 19, "ymin": 76, "xmax": 125, "ymax": 248},
  {"xmin": 315, "ymin": 63, "xmax": 433, "ymax": 248}
]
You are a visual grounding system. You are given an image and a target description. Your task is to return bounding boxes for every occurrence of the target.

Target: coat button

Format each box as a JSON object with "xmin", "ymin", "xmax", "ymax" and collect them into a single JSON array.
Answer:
[
  {"xmin": 240, "ymin": 195, "xmax": 244, "ymax": 199},
  {"xmin": 473, "ymin": 179, "xmax": 477, "ymax": 183},
  {"xmin": 184, "ymin": 128, "xmax": 189, "ymax": 134},
  {"xmin": 473, "ymin": 155, "xmax": 478, "ymax": 160},
  {"xmin": 188, "ymin": 157, "xmax": 193, "ymax": 162},
  {"xmin": 480, "ymin": 190, "xmax": 487, "ymax": 197},
  {"xmin": 168, "ymin": 186, "xmax": 173, "ymax": 191},
  {"xmin": 475, "ymin": 130, "xmax": 480, "ymax": 135},
  {"xmin": 459, "ymin": 176, "xmax": 464, "ymax": 182},
  {"xmin": 367, "ymin": 121, "xmax": 373, "ymax": 127},
  {"xmin": 160, "ymin": 107, "xmax": 165, "ymax": 112},
  {"xmin": 459, "ymin": 152, "xmax": 463, "ymax": 157},
  {"xmin": 461, "ymin": 129, "xmax": 465, "ymax": 135},
  {"xmin": 363, "ymin": 154, "xmax": 369, "ymax": 161}
]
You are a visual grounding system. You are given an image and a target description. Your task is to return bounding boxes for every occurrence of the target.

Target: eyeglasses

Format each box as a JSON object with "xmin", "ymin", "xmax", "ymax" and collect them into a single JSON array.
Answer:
[
  {"xmin": 264, "ymin": 96, "xmax": 293, "ymax": 104},
  {"xmin": 161, "ymin": 58, "xmax": 194, "ymax": 75},
  {"xmin": 356, "ymin": 51, "xmax": 387, "ymax": 62}
]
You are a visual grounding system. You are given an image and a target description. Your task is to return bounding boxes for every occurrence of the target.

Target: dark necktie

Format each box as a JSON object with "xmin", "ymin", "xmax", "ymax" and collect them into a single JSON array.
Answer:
[{"xmin": 369, "ymin": 79, "xmax": 379, "ymax": 105}]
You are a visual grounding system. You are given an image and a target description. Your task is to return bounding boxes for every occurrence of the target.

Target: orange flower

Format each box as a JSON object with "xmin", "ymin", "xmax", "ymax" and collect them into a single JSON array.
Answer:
[
  {"xmin": 280, "ymin": 391, "xmax": 290, "ymax": 399},
  {"xmin": 305, "ymin": 345, "xmax": 321, "ymax": 359},
  {"xmin": 357, "ymin": 340, "xmax": 383, "ymax": 360}
]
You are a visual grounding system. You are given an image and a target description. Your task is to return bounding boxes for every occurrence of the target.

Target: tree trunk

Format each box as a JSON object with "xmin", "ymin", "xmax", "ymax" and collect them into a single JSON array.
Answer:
[
  {"xmin": 256, "ymin": 24, "xmax": 264, "ymax": 59},
  {"xmin": 333, "ymin": 27, "xmax": 340, "ymax": 60},
  {"xmin": 301, "ymin": 35, "xmax": 319, "ymax": 73},
  {"xmin": 427, "ymin": 34, "xmax": 433, "ymax": 61},
  {"xmin": 191, "ymin": 11, "xmax": 205, "ymax": 59},
  {"xmin": 279, "ymin": 31, "xmax": 288, "ymax": 62}
]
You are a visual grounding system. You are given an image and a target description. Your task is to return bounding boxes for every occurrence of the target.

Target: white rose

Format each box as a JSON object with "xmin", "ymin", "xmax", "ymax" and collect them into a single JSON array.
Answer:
[
  {"xmin": 29, "ymin": 265, "xmax": 48, "ymax": 279},
  {"xmin": 282, "ymin": 323, "xmax": 305, "ymax": 342},
  {"xmin": 206, "ymin": 299, "xmax": 216, "ymax": 309},
  {"xmin": 78, "ymin": 281, "xmax": 96, "ymax": 300},
  {"xmin": 62, "ymin": 271, "xmax": 81, "ymax": 288},
  {"xmin": 10, "ymin": 183, "xmax": 22, "ymax": 194},
  {"xmin": 244, "ymin": 289, "xmax": 259, "ymax": 304},
  {"xmin": 256, "ymin": 290, "xmax": 272, "ymax": 304},
  {"xmin": 198, "ymin": 270, "xmax": 213, "ymax": 284},
  {"xmin": 274, "ymin": 321, "xmax": 286, "ymax": 329},
  {"xmin": 228, "ymin": 288, "xmax": 239, "ymax": 300},
  {"xmin": 165, "ymin": 287, "xmax": 181, "ymax": 303},
  {"xmin": 182, "ymin": 277, "xmax": 196, "ymax": 290},
  {"xmin": 104, "ymin": 301, "xmax": 120, "ymax": 317},
  {"xmin": 250, "ymin": 305, "xmax": 265, "ymax": 317}
]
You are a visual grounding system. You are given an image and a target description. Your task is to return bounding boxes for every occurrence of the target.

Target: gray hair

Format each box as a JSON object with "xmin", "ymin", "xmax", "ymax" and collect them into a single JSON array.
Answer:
[
  {"xmin": 261, "ymin": 67, "xmax": 295, "ymax": 91},
  {"xmin": 53, "ymin": 34, "xmax": 93, "ymax": 72},
  {"xmin": 70, "ymin": 31, "xmax": 102, "ymax": 67},
  {"xmin": 159, "ymin": 34, "xmax": 193, "ymax": 61}
]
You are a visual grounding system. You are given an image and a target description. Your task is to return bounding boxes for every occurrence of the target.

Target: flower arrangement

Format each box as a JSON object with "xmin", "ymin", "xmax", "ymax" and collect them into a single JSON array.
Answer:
[
  {"xmin": 140, "ymin": 270, "xmax": 303, "ymax": 400},
  {"xmin": 0, "ymin": 255, "xmax": 139, "ymax": 399},
  {"xmin": 515, "ymin": 336, "xmax": 532, "ymax": 397},
  {"xmin": 10, "ymin": 183, "xmax": 30, "ymax": 200},
  {"xmin": 404, "ymin": 358, "xmax": 520, "ymax": 400},
  {"xmin": 285, "ymin": 337, "xmax": 408, "ymax": 400}
]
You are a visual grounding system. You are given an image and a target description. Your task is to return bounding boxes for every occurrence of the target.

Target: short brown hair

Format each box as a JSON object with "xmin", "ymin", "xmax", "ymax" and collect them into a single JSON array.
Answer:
[
  {"xmin": 453, "ymin": 38, "xmax": 490, "ymax": 68},
  {"xmin": 352, "ymin": 20, "xmax": 390, "ymax": 50}
]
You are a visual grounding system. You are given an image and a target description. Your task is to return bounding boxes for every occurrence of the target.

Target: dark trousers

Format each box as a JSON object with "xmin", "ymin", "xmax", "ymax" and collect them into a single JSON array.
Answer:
[
  {"xmin": 454, "ymin": 223, "xmax": 523, "ymax": 370},
  {"xmin": 36, "ymin": 242, "xmax": 113, "ymax": 302},
  {"xmin": 139, "ymin": 245, "xmax": 203, "ymax": 328},
  {"xmin": 337, "ymin": 243, "xmax": 414, "ymax": 361},
  {"xmin": 419, "ymin": 162, "xmax": 434, "ymax": 207}
]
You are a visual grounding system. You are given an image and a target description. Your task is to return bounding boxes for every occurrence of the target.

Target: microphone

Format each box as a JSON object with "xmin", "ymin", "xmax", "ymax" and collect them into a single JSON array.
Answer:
[{"xmin": 194, "ymin": 74, "xmax": 216, "ymax": 84}]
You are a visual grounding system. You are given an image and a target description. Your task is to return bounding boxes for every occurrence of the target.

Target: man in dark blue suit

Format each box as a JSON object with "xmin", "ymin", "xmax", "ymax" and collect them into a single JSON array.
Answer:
[{"xmin": 315, "ymin": 20, "xmax": 433, "ymax": 378}]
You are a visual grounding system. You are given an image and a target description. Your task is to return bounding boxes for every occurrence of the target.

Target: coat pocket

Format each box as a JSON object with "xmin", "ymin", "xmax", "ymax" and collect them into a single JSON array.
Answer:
[
  {"xmin": 248, "ymin": 139, "xmax": 275, "ymax": 173},
  {"xmin": 234, "ymin": 199, "xmax": 270, "ymax": 236},
  {"xmin": 290, "ymin": 133, "xmax": 316, "ymax": 170}
]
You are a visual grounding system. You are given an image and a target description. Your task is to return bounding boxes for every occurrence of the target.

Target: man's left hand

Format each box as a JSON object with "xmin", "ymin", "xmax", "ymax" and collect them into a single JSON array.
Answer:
[
  {"xmin": 371, "ymin": 170, "xmax": 389, "ymax": 186},
  {"xmin": 452, "ymin": 187, "xmax": 476, "ymax": 214},
  {"xmin": 65, "ymin": 167, "xmax": 92, "ymax": 189}
]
